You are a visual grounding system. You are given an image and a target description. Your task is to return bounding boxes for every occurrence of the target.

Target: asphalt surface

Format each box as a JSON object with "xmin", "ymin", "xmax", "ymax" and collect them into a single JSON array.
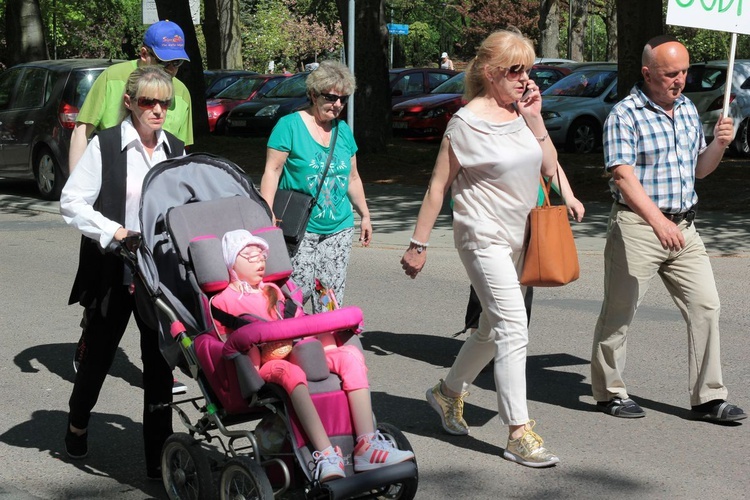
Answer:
[{"xmin": 1, "ymin": 178, "xmax": 749, "ymax": 499}]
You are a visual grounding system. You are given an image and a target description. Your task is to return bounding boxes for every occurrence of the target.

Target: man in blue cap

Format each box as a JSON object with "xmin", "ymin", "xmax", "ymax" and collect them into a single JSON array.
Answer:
[{"xmin": 68, "ymin": 20, "xmax": 194, "ymax": 171}]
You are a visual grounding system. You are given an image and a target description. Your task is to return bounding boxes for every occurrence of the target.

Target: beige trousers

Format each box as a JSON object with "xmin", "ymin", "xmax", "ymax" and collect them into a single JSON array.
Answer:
[{"xmin": 591, "ymin": 204, "xmax": 727, "ymax": 406}]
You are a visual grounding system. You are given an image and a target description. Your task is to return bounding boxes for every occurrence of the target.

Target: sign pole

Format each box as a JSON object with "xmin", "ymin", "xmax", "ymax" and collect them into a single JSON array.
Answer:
[{"xmin": 722, "ymin": 32, "xmax": 738, "ymax": 119}]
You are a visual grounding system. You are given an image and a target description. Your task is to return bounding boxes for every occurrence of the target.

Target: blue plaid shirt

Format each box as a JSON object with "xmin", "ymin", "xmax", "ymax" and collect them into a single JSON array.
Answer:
[{"xmin": 603, "ymin": 84, "xmax": 706, "ymax": 213}]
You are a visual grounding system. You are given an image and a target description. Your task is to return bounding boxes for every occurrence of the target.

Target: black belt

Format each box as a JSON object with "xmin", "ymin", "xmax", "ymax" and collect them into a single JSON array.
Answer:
[{"xmin": 617, "ymin": 203, "xmax": 696, "ymax": 226}]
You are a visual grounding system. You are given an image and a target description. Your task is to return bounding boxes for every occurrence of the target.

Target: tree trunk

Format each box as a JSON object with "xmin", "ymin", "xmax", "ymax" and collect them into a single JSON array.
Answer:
[
  {"xmin": 5, "ymin": 0, "xmax": 49, "ymax": 65},
  {"xmin": 218, "ymin": 0, "xmax": 243, "ymax": 69},
  {"xmin": 570, "ymin": 0, "xmax": 587, "ymax": 62},
  {"xmin": 203, "ymin": 0, "xmax": 222, "ymax": 69},
  {"xmin": 335, "ymin": 0, "xmax": 389, "ymax": 154},
  {"xmin": 616, "ymin": 0, "xmax": 663, "ymax": 99},
  {"xmin": 604, "ymin": 0, "xmax": 617, "ymax": 61},
  {"xmin": 154, "ymin": 0, "xmax": 209, "ymax": 137},
  {"xmin": 538, "ymin": 0, "xmax": 560, "ymax": 59}
]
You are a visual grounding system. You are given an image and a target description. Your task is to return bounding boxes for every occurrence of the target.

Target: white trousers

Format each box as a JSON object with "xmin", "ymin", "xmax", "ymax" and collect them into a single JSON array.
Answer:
[{"xmin": 446, "ymin": 242, "xmax": 530, "ymax": 426}]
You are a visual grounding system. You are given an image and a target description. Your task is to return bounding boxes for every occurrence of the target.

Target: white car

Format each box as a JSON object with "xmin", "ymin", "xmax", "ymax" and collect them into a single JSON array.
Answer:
[{"xmin": 683, "ymin": 60, "xmax": 750, "ymax": 157}]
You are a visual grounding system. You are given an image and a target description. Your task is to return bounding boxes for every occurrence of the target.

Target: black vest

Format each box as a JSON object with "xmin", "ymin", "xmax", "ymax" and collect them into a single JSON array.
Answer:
[{"xmin": 68, "ymin": 126, "xmax": 183, "ymax": 310}]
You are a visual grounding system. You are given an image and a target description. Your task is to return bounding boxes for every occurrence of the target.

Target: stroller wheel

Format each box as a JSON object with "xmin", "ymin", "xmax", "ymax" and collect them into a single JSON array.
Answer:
[
  {"xmin": 374, "ymin": 423, "xmax": 419, "ymax": 500},
  {"xmin": 219, "ymin": 457, "xmax": 273, "ymax": 500},
  {"xmin": 161, "ymin": 433, "xmax": 216, "ymax": 500}
]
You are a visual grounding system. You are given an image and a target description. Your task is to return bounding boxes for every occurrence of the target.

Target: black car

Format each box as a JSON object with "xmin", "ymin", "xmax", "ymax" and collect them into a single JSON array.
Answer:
[
  {"xmin": 225, "ymin": 72, "xmax": 311, "ymax": 136},
  {"xmin": 0, "ymin": 58, "xmax": 121, "ymax": 200}
]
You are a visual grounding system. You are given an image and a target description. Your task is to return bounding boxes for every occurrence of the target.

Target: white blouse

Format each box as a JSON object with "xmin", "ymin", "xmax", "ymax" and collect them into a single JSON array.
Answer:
[{"xmin": 447, "ymin": 107, "xmax": 542, "ymax": 252}]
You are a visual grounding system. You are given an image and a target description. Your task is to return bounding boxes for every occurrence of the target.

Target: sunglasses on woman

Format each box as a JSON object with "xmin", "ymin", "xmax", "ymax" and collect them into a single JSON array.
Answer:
[
  {"xmin": 502, "ymin": 65, "xmax": 529, "ymax": 81},
  {"xmin": 320, "ymin": 92, "xmax": 349, "ymax": 104},
  {"xmin": 137, "ymin": 97, "xmax": 172, "ymax": 110}
]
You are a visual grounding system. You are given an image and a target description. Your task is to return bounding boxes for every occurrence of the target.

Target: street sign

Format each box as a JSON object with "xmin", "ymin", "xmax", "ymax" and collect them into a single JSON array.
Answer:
[{"xmin": 387, "ymin": 23, "xmax": 410, "ymax": 36}]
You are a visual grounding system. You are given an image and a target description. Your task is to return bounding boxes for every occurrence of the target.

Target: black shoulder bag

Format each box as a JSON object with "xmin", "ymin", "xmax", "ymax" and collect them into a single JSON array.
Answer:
[{"xmin": 273, "ymin": 123, "xmax": 339, "ymax": 255}]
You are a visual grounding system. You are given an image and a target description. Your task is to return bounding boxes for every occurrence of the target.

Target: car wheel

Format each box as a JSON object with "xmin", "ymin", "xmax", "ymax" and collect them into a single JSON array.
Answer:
[
  {"xmin": 565, "ymin": 117, "xmax": 600, "ymax": 154},
  {"xmin": 732, "ymin": 118, "xmax": 750, "ymax": 157},
  {"xmin": 214, "ymin": 115, "xmax": 228, "ymax": 135},
  {"xmin": 34, "ymin": 146, "xmax": 64, "ymax": 201}
]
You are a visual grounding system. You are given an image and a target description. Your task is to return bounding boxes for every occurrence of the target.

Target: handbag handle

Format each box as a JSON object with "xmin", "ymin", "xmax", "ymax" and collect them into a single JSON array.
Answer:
[
  {"xmin": 538, "ymin": 165, "xmax": 561, "ymax": 208},
  {"xmin": 312, "ymin": 123, "xmax": 339, "ymax": 203}
]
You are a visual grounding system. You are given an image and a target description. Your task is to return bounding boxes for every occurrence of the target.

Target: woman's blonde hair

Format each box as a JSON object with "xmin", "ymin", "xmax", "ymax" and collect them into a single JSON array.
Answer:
[
  {"xmin": 306, "ymin": 60, "xmax": 356, "ymax": 99},
  {"xmin": 464, "ymin": 29, "xmax": 536, "ymax": 101},
  {"xmin": 125, "ymin": 65, "xmax": 173, "ymax": 100}
]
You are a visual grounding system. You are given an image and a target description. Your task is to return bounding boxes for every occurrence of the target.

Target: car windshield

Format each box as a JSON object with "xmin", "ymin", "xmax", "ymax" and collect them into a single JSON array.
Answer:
[
  {"xmin": 431, "ymin": 73, "xmax": 465, "ymax": 94},
  {"xmin": 216, "ymin": 77, "xmax": 268, "ymax": 100},
  {"xmin": 264, "ymin": 74, "xmax": 308, "ymax": 98},
  {"xmin": 684, "ymin": 66, "xmax": 726, "ymax": 92},
  {"xmin": 543, "ymin": 69, "xmax": 617, "ymax": 97}
]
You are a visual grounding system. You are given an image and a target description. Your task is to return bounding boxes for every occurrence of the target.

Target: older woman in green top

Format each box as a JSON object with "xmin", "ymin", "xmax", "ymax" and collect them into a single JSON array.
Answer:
[{"xmin": 260, "ymin": 61, "xmax": 372, "ymax": 313}]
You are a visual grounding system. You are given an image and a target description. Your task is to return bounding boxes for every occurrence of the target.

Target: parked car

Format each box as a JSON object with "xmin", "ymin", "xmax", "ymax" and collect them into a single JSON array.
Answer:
[
  {"xmin": 541, "ymin": 64, "xmax": 618, "ymax": 153},
  {"xmin": 225, "ymin": 72, "xmax": 310, "ymax": 136},
  {"xmin": 392, "ymin": 65, "xmax": 569, "ymax": 141},
  {"xmin": 683, "ymin": 60, "xmax": 750, "ymax": 156},
  {"xmin": 0, "ymin": 58, "xmax": 121, "ymax": 200},
  {"xmin": 534, "ymin": 57, "xmax": 577, "ymax": 66},
  {"xmin": 204, "ymin": 69, "xmax": 257, "ymax": 98},
  {"xmin": 392, "ymin": 72, "xmax": 466, "ymax": 141},
  {"xmin": 389, "ymin": 67, "xmax": 458, "ymax": 106},
  {"xmin": 207, "ymin": 74, "xmax": 288, "ymax": 134}
]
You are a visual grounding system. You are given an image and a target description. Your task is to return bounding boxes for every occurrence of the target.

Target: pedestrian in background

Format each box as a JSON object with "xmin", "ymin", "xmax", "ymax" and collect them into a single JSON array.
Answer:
[
  {"xmin": 440, "ymin": 52, "xmax": 454, "ymax": 70},
  {"xmin": 591, "ymin": 35, "xmax": 746, "ymax": 424},
  {"xmin": 401, "ymin": 29, "xmax": 559, "ymax": 468}
]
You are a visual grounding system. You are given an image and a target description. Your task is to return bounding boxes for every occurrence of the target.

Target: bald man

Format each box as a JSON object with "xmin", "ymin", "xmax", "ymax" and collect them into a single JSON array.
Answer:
[{"xmin": 590, "ymin": 35, "xmax": 745, "ymax": 424}]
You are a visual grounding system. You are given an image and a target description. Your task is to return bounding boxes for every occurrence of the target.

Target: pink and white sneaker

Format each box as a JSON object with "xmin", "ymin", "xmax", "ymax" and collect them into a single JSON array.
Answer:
[
  {"xmin": 313, "ymin": 445, "xmax": 346, "ymax": 482},
  {"xmin": 353, "ymin": 431, "xmax": 415, "ymax": 472}
]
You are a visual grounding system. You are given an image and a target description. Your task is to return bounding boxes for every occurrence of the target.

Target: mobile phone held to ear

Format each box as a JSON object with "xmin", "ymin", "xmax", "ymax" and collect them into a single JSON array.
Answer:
[{"xmin": 521, "ymin": 86, "xmax": 533, "ymax": 101}]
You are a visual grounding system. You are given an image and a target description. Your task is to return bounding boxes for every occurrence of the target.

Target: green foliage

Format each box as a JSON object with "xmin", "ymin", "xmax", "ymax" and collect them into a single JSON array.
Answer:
[
  {"xmin": 239, "ymin": 0, "xmax": 342, "ymax": 72},
  {"xmin": 402, "ymin": 21, "xmax": 439, "ymax": 67},
  {"xmin": 39, "ymin": 0, "xmax": 143, "ymax": 60}
]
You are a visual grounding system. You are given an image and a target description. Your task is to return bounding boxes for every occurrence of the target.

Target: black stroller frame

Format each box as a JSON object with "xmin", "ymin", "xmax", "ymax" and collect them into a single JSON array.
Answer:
[{"xmin": 122, "ymin": 153, "xmax": 418, "ymax": 499}]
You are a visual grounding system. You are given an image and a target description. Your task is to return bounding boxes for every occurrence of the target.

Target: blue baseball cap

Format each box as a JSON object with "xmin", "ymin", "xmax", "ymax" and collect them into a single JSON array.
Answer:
[{"xmin": 143, "ymin": 20, "xmax": 190, "ymax": 62}]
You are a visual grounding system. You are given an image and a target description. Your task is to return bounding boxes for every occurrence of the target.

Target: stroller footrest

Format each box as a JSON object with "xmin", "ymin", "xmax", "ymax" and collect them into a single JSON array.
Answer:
[{"xmin": 322, "ymin": 461, "xmax": 417, "ymax": 499}]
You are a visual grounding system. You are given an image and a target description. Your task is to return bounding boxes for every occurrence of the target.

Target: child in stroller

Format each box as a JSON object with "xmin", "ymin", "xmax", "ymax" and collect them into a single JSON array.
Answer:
[{"xmin": 212, "ymin": 229, "xmax": 414, "ymax": 482}]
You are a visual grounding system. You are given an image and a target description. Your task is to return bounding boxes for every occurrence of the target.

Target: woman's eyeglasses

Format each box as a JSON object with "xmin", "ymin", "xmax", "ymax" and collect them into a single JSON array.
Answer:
[
  {"xmin": 320, "ymin": 93, "xmax": 349, "ymax": 104},
  {"xmin": 502, "ymin": 65, "xmax": 529, "ymax": 81},
  {"xmin": 238, "ymin": 251, "xmax": 268, "ymax": 263},
  {"xmin": 137, "ymin": 97, "xmax": 172, "ymax": 110}
]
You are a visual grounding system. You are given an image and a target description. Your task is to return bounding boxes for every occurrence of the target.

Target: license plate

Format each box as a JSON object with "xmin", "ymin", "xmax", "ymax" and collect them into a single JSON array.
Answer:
[
  {"xmin": 392, "ymin": 121, "xmax": 407, "ymax": 129},
  {"xmin": 231, "ymin": 120, "xmax": 246, "ymax": 127}
]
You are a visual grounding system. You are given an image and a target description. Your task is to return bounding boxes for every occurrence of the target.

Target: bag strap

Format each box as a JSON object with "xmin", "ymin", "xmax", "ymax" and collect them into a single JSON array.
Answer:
[
  {"xmin": 312, "ymin": 122, "xmax": 339, "ymax": 203},
  {"xmin": 538, "ymin": 164, "xmax": 561, "ymax": 208}
]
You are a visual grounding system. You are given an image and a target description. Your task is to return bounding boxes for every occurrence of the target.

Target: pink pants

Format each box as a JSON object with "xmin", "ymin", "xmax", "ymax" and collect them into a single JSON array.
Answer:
[{"xmin": 258, "ymin": 344, "xmax": 369, "ymax": 394}]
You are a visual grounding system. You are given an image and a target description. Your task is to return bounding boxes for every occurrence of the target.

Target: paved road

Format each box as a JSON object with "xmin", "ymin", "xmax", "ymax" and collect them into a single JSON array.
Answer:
[{"xmin": 0, "ymin": 179, "xmax": 748, "ymax": 499}]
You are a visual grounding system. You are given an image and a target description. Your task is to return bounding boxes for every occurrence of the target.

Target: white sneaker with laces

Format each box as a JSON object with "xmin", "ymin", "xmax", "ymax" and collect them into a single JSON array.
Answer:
[
  {"xmin": 313, "ymin": 445, "xmax": 345, "ymax": 482},
  {"xmin": 353, "ymin": 431, "xmax": 415, "ymax": 472}
]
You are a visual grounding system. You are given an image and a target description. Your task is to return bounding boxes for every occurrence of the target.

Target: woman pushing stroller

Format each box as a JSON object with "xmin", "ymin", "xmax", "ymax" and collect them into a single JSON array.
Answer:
[{"xmin": 212, "ymin": 230, "xmax": 414, "ymax": 482}]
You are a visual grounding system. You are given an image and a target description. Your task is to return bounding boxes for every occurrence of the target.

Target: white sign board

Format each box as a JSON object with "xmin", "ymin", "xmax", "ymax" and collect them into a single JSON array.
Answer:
[
  {"xmin": 142, "ymin": 0, "xmax": 200, "ymax": 25},
  {"xmin": 666, "ymin": 0, "xmax": 750, "ymax": 36}
]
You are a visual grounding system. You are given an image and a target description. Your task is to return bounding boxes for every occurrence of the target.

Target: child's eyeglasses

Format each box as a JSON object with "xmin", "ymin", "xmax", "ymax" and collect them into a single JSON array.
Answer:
[
  {"xmin": 239, "ymin": 251, "xmax": 268, "ymax": 263},
  {"xmin": 137, "ymin": 97, "xmax": 172, "ymax": 110},
  {"xmin": 320, "ymin": 92, "xmax": 349, "ymax": 104}
]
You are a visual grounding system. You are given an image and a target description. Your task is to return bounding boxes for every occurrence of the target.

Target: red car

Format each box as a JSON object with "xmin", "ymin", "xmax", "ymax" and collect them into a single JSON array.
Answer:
[
  {"xmin": 207, "ymin": 74, "xmax": 288, "ymax": 133},
  {"xmin": 392, "ymin": 65, "xmax": 571, "ymax": 141}
]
